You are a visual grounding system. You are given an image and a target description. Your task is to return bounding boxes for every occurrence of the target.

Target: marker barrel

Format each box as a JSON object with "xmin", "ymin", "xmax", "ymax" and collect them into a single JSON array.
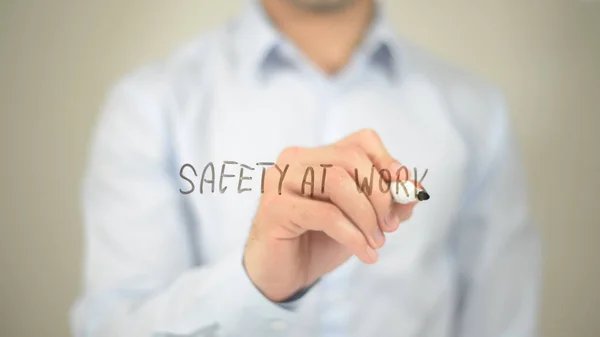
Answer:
[{"xmin": 391, "ymin": 180, "xmax": 430, "ymax": 204}]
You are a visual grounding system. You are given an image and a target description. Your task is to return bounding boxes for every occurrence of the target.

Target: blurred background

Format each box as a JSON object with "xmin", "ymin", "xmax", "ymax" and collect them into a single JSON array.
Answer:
[{"xmin": 1, "ymin": 0, "xmax": 599, "ymax": 336}]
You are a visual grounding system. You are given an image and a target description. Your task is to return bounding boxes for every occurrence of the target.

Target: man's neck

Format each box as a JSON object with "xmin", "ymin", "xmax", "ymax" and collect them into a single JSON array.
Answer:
[{"xmin": 261, "ymin": 0, "xmax": 375, "ymax": 75}]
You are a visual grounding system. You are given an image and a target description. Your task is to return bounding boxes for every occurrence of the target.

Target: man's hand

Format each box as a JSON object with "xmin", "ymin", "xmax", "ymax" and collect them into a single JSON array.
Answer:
[{"xmin": 243, "ymin": 129, "xmax": 419, "ymax": 302}]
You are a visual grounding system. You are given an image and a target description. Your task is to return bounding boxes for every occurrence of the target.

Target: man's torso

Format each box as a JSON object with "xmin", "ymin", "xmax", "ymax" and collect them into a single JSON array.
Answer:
[{"xmin": 121, "ymin": 13, "xmax": 501, "ymax": 336}]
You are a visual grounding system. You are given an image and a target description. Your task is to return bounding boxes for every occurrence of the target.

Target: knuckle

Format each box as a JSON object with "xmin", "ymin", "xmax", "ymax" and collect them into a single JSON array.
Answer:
[
  {"xmin": 360, "ymin": 128, "xmax": 380, "ymax": 142},
  {"xmin": 321, "ymin": 204, "xmax": 342, "ymax": 223},
  {"xmin": 325, "ymin": 166, "xmax": 347, "ymax": 188},
  {"xmin": 278, "ymin": 146, "xmax": 301, "ymax": 163},
  {"xmin": 339, "ymin": 146, "xmax": 363, "ymax": 163},
  {"xmin": 330, "ymin": 166, "xmax": 347, "ymax": 180},
  {"xmin": 264, "ymin": 167, "xmax": 282, "ymax": 185},
  {"xmin": 260, "ymin": 192, "xmax": 281, "ymax": 210}
]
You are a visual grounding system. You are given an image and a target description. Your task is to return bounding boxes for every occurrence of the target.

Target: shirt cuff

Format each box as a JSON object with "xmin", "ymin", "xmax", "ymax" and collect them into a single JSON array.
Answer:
[
  {"xmin": 276, "ymin": 279, "xmax": 319, "ymax": 311},
  {"xmin": 162, "ymin": 248, "xmax": 308, "ymax": 336}
]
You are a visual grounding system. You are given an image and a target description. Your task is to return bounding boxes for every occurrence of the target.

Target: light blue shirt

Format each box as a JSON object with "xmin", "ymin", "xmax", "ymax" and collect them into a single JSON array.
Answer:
[{"xmin": 70, "ymin": 1, "xmax": 543, "ymax": 336}]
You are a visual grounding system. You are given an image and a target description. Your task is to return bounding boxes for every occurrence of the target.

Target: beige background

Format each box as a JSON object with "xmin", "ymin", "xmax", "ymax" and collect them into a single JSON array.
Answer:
[{"xmin": 1, "ymin": 0, "xmax": 599, "ymax": 336}]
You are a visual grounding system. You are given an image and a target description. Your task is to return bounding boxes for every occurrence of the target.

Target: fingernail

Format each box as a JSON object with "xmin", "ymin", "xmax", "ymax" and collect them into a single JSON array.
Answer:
[
  {"xmin": 366, "ymin": 246, "xmax": 378, "ymax": 263},
  {"xmin": 385, "ymin": 211, "xmax": 400, "ymax": 231},
  {"xmin": 373, "ymin": 227, "xmax": 385, "ymax": 246}
]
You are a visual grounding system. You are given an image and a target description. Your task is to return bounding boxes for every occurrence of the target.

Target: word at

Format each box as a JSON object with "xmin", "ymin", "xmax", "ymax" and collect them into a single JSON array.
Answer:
[{"xmin": 179, "ymin": 161, "xmax": 429, "ymax": 197}]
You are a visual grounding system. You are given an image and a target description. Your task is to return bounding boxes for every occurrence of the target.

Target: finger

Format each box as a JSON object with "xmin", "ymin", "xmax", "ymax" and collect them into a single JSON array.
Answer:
[
  {"xmin": 286, "ymin": 195, "xmax": 378, "ymax": 264},
  {"xmin": 338, "ymin": 130, "xmax": 414, "ymax": 231},
  {"xmin": 320, "ymin": 165, "xmax": 385, "ymax": 249},
  {"xmin": 278, "ymin": 164, "xmax": 385, "ymax": 249},
  {"xmin": 273, "ymin": 145, "xmax": 415, "ymax": 234},
  {"xmin": 340, "ymin": 131, "xmax": 429, "ymax": 213},
  {"xmin": 284, "ymin": 145, "xmax": 395, "ymax": 236},
  {"xmin": 326, "ymin": 146, "xmax": 393, "ymax": 236},
  {"xmin": 336, "ymin": 128, "xmax": 402, "ymax": 176}
]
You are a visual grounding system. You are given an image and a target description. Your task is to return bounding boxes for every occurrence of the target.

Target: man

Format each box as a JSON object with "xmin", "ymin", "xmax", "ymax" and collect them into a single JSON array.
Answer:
[{"xmin": 70, "ymin": 0, "xmax": 542, "ymax": 336}]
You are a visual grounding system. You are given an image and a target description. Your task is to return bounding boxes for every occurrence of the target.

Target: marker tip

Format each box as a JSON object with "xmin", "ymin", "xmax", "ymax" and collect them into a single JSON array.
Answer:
[{"xmin": 416, "ymin": 191, "xmax": 430, "ymax": 201}]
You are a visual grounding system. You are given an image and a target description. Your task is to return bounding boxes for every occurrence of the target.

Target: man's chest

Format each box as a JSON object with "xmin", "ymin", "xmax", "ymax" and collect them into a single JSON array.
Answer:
[
  {"xmin": 176, "ymin": 75, "xmax": 469, "ymax": 259},
  {"xmin": 173, "ymin": 76, "xmax": 470, "ymax": 335}
]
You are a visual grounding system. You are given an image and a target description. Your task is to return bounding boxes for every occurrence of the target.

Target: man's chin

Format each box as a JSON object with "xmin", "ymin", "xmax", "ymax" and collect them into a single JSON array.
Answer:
[{"xmin": 286, "ymin": 0, "xmax": 359, "ymax": 14}]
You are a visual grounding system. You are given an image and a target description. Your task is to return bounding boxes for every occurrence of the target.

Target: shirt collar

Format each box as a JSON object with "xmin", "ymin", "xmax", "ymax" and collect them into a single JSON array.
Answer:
[
  {"xmin": 235, "ymin": 0, "xmax": 283, "ymax": 81},
  {"xmin": 360, "ymin": 6, "xmax": 399, "ymax": 79},
  {"xmin": 235, "ymin": 0, "xmax": 401, "ymax": 82}
]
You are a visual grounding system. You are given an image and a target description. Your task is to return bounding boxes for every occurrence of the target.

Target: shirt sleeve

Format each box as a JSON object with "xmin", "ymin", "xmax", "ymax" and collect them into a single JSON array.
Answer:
[
  {"xmin": 69, "ymin": 72, "xmax": 305, "ymax": 337},
  {"xmin": 451, "ymin": 93, "xmax": 543, "ymax": 337}
]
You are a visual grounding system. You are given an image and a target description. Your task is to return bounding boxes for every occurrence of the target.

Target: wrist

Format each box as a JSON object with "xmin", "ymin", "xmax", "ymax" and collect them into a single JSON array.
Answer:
[
  {"xmin": 243, "ymin": 240, "xmax": 309, "ymax": 302},
  {"xmin": 242, "ymin": 253, "xmax": 301, "ymax": 302}
]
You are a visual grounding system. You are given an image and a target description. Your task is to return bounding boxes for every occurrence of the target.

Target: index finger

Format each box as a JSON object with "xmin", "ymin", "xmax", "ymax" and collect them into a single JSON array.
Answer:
[
  {"xmin": 336, "ymin": 129, "xmax": 418, "ymax": 232},
  {"xmin": 336, "ymin": 128, "xmax": 408, "ymax": 181}
]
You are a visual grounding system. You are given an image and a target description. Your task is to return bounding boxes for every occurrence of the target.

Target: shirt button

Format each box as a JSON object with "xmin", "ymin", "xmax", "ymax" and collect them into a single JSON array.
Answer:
[{"xmin": 269, "ymin": 319, "xmax": 289, "ymax": 331}]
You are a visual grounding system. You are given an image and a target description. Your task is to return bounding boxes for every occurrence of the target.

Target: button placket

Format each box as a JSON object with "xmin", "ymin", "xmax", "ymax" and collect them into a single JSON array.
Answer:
[{"xmin": 269, "ymin": 319, "xmax": 289, "ymax": 331}]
